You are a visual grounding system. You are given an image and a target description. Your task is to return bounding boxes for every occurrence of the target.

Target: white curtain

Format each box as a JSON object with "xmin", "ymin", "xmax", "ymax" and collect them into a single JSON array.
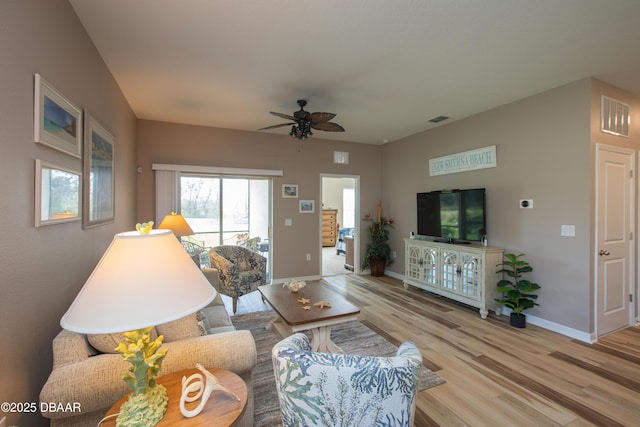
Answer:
[{"xmin": 154, "ymin": 169, "xmax": 180, "ymax": 224}]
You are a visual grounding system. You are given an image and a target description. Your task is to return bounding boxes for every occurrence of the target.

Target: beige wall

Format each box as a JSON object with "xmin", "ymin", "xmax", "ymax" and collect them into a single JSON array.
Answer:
[
  {"xmin": 3, "ymin": 3, "xmax": 640, "ymax": 424},
  {"xmin": 382, "ymin": 78, "xmax": 640, "ymax": 333},
  {"xmin": 0, "ymin": 1, "xmax": 137, "ymax": 425},
  {"xmin": 136, "ymin": 120, "xmax": 382, "ymax": 279}
]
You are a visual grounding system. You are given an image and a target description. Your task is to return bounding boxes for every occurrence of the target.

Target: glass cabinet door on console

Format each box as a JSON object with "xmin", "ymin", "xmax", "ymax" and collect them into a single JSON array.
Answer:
[
  {"xmin": 405, "ymin": 242, "xmax": 437, "ymax": 286},
  {"xmin": 459, "ymin": 252, "xmax": 481, "ymax": 298},
  {"xmin": 439, "ymin": 250, "xmax": 482, "ymax": 298},
  {"xmin": 440, "ymin": 249, "xmax": 459, "ymax": 293}
]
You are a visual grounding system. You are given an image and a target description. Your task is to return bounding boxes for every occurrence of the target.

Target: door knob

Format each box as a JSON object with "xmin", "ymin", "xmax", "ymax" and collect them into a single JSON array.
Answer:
[{"xmin": 599, "ymin": 250, "xmax": 610, "ymax": 256}]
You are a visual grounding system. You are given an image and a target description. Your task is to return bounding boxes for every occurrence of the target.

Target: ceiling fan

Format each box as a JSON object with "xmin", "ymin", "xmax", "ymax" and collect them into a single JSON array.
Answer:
[{"xmin": 259, "ymin": 99, "xmax": 345, "ymax": 140}]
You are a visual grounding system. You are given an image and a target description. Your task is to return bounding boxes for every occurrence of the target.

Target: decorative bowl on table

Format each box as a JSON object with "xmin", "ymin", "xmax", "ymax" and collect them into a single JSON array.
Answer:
[{"xmin": 283, "ymin": 279, "xmax": 306, "ymax": 293}]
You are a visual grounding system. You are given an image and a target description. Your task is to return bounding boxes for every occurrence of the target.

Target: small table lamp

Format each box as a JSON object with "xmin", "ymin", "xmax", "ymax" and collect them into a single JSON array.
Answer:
[
  {"xmin": 61, "ymin": 228, "xmax": 216, "ymax": 426},
  {"xmin": 158, "ymin": 212, "xmax": 194, "ymax": 239}
]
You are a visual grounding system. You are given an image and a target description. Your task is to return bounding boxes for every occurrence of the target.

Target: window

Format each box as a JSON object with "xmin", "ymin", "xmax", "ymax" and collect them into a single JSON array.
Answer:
[
  {"xmin": 342, "ymin": 188, "xmax": 355, "ymax": 228},
  {"xmin": 180, "ymin": 175, "xmax": 270, "ymax": 250}
]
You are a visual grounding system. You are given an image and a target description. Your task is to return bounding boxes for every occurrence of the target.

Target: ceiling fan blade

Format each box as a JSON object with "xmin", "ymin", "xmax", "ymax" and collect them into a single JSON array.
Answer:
[
  {"xmin": 309, "ymin": 112, "xmax": 336, "ymax": 122},
  {"xmin": 310, "ymin": 121, "xmax": 345, "ymax": 132},
  {"xmin": 270, "ymin": 111, "xmax": 296, "ymax": 121},
  {"xmin": 258, "ymin": 122, "xmax": 293, "ymax": 130}
]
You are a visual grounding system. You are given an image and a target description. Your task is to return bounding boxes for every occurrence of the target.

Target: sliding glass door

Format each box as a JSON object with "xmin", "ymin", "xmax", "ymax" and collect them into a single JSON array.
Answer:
[{"xmin": 180, "ymin": 174, "xmax": 271, "ymax": 276}]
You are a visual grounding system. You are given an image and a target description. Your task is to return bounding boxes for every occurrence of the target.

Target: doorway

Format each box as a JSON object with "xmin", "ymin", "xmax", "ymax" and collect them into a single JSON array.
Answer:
[
  {"xmin": 321, "ymin": 175, "xmax": 359, "ymax": 276},
  {"xmin": 594, "ymin": 144, "xmax": 635, "ymax": 337}
]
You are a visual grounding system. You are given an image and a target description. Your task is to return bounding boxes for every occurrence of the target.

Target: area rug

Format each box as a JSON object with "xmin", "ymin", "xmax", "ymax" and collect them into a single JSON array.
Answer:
[{"xmin": 231, "ymin": 309, "xmax": 445, "ymax": 427}]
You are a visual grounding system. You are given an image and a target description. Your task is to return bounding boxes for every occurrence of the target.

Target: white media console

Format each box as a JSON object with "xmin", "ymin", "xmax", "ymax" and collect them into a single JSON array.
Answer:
[{"xmin": 403, "ymin": 238, "xmax": 504, "ymax": 319}]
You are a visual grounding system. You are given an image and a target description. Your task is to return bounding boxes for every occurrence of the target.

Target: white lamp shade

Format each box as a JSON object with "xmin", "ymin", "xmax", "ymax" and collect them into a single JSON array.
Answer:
[{"xmin": 61, "ymin": 229, "xmax": 216, "ymax": 334}]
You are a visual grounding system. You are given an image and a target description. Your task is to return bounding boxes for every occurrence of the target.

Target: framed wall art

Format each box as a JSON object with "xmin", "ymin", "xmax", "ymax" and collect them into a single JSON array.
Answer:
[
  {"xmin": 299, "ymin": 200, "xmax": 315, "ymax": 213},
  {"xmin": 83, "ymin": 111, "xmax": 115, "ymax": 228},
  {"xmin": 282, "ymin": 184, "xmax": 298, "ymax": 198},
  {"xmin": 34, "ymin": 74, "xmax": 82, "ymax": 158},
  {"xmin": 35, "ymin": 159, "xmax": 82, "ymax": 227}
]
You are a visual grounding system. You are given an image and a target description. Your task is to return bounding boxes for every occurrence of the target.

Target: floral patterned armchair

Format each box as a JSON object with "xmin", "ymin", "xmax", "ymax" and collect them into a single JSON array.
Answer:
[
  {"xmin": 272, "ymin": 333, "xmax": 422, "ymax": 427},
  {"xmin": 208, "ymin": 245, "xmax": 267, "ymax": 314}
]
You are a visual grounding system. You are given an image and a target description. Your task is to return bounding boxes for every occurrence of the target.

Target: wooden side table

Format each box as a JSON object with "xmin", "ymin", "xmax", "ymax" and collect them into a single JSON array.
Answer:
[{"xmin": 102, "ymin": 367, "xmax": 247, "ymax": 426}]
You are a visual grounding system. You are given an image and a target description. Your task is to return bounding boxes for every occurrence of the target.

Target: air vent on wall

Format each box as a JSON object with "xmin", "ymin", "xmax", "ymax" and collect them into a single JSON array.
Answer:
[
  {"xmin": 429, "ymin": 115, "xmax": 450, "ymax": 123},
  {"xmin": 601, "ymin": 96, "xmax": 630, "ymax": 137}
]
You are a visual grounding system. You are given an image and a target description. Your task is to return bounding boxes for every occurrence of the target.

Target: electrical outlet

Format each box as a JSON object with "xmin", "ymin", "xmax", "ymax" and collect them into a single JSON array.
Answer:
[
  {"xmin": 285, "ymin": 218, "xmax": 292, "ymax": 226},
  {"xmin": 306, "ymin": 253, "xmax": 311, "ymax": 261},
  {"xmin": 392, "ymin": 250, "xmax": 397, "ymax": 259}
]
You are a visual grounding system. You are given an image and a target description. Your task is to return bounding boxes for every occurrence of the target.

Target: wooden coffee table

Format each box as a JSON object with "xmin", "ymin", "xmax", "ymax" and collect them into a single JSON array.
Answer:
[
  {"xmin": 258, "ymin": 281, "xmax": 360, "ymax": 353},
  {"xmin": 102, "ymin": 367, "xmax": 247, "ymax": 426}
]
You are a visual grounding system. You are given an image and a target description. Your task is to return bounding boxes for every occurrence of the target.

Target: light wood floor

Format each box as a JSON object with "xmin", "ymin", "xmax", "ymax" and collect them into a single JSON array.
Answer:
[{"xmin": 226, "ymin": 274, "xmax": 640, "ymax": 426}]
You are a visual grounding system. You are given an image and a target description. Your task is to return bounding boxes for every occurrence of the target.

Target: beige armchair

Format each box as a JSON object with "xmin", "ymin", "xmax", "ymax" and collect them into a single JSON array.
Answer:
[{"xmin": 208, "ymin": 245, "xmax": 267, "ymax": 314}]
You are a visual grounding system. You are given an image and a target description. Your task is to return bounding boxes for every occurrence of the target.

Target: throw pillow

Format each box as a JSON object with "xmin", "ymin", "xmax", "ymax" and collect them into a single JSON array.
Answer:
[{"xmin": 155, "ymin": 313, "xmax": 204, "ymax": 342}]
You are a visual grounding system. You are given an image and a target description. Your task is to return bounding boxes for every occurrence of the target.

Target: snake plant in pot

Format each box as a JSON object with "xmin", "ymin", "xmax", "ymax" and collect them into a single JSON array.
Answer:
[{"xmin": 495, "ymin": 253, "xmax": 540, "ymax": 328}]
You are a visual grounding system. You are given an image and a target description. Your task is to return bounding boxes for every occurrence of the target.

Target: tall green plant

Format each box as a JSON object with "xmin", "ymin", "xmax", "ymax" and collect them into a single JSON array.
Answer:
[
  {"xmin": 495, "ymin": 253, "xmax": 540, "ymax": 314},
  {"xmin": 361, "ymin": 213, "xmax": 394, "ymax": 268}
]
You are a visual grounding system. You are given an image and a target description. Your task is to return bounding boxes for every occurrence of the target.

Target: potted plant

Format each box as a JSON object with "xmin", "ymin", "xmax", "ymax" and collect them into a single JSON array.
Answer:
[
  {"xmin": 362, "ymin": 211, "xmax": 394, "ymax": 277},
  {"xmin": 495, "ymin": 253, "xmax": 540, "ymax": 328}
]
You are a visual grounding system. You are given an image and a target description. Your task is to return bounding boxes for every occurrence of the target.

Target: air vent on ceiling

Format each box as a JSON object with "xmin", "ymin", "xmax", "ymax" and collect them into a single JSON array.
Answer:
[
  {"xmin": 429, "ymin": 115, "xmax": 450, "ymax": 123},
  {"xmin": 601, "ymin": 96, "xmax": 630, "ymax": 137}
]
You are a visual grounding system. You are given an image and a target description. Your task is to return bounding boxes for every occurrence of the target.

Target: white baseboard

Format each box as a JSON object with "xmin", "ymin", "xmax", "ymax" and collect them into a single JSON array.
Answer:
[
  {"xmin": 385, "ymin": 270, "xmax": 404, "ymax": 281},
  {"xmin": 389, "ymin": 272, "xmax": 595, "ymax": 343},
  {"xmin": 271, "ymin": 275, "xmax": 321, "ymax": 285},
  {"xmin": 522, "ymin": 313, "xmax": 595, "ymax": 343}
]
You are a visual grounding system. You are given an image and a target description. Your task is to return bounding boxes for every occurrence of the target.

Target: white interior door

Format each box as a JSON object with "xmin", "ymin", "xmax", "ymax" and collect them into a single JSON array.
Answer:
[{"xmin": 595, "ymin": 144, "xmax": 635, "ymax": 337}]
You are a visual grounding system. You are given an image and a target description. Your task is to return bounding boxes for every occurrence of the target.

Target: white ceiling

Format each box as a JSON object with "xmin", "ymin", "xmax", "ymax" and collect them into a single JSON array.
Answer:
[{"xmin": 69, "ymin": 0, "xmax": 640, "ymax": 145}]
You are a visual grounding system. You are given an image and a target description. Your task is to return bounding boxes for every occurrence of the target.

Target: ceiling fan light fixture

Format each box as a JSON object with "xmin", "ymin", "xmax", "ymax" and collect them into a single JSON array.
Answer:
[{"xmin": 262, "ymin": 100, "xmax": 344, "ymax": 140}]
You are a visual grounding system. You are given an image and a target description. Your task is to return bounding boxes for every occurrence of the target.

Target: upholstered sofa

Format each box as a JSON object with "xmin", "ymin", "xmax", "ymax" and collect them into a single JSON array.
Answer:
[{"xmin": 40, "ymin": 271, "xmax": 257, "ymax": 427}]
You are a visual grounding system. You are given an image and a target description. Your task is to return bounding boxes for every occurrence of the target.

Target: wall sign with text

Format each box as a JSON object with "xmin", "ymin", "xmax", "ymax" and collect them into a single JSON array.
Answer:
[{"xmin": 429, "ymin": 145, "xmax": 497, "ymax": 176}]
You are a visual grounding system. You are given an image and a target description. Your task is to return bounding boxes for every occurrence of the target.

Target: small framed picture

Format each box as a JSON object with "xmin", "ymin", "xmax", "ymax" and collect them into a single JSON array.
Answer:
[
  {"xmin": 282, "ymin": 184, "xmax": 298, "ymax": 198},
  {"xmin": 35, "ymin": 159, "xmax": 82, "ymax": 227},
  {"xmin": 34, "ymin": 74, "xmax": 82, "ymax": 158},
  {"xmin": 299, "ymin": 200, "xmax": 315, "ymax": 213}
]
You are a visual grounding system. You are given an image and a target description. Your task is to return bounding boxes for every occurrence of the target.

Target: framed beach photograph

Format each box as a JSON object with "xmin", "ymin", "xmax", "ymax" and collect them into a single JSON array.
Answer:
[
  {"xmin": 35, "ymin": 159, "xmax": 82, "ymax": 227},
  {"xmin": 282, "ymin": 184, "xmax": 298, "ymax": 198},
  {"xmin": 299, "ymin": 200, "xmax": 315, "ymax": 213},
  {"xmin": 34, "ymin": 74, "xmax": 82, "ymax": 158},
  {"xmin": 83, "ymin": 111, "xmax": 115, "ymax": 228}
]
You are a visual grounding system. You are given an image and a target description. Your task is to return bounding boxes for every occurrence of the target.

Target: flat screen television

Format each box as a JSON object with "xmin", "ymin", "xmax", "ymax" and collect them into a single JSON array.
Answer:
[{"xmin": 417, "ymin": 189, "xmax": 486, "ymax": 243}]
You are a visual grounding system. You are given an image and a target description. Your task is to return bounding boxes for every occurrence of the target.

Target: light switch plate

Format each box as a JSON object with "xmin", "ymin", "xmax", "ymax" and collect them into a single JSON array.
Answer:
[
  {"xmin": 561, "ymin": 225, "xmax": 576, "ymax": 237},
  {"xmin": 285, "ymin": 219, "xmax": 292, "ymax": 226}
]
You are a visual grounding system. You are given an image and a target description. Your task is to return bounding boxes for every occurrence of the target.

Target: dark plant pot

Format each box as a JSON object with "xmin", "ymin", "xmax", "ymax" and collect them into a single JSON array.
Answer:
[
  {"xmin": 369, "ymin": 256, "xmax": 386, "ymax": 277},
  {"xmin": 510, "ymin": 313, "xmax": 526, "ymax": 328}
]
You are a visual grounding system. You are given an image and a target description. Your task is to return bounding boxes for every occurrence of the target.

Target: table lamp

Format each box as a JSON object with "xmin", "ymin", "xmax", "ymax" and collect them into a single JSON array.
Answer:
[
  {"xmin": 158, "ymin": 212, "xmax": 194, "ymax": 238},
  {"xmin": 60, "ymin": 226, "xmax": 216, "ymax": 426}
]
